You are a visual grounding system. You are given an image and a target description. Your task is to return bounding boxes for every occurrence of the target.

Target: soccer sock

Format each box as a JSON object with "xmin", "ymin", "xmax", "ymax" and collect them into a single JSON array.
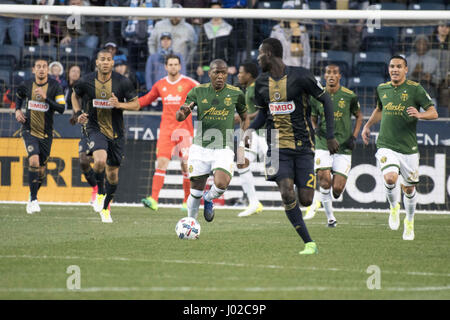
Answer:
[
  {"xmin": 37, "ymin": 173, "xmax": 44, "ymax": 192},
  {"xmin": 320, "ymin": 187, "xmax": 335, "ymax": 221},
  {"xmin": 182, "ymin": 172, "xmax": 190, "ymax": 203},
  {"xmin": 28, "ymin": 166, "xmax": 40, "ymax": 201},
  {"xmin": 284, "ymin": 200, "xmax": 313, "ymax": 243},
  {"xmin": 103, "ymin": 180, "xmax": 117, "ymax": 210},
  {"xmin": 238, "ymin": 167, "xmax": 259, "ymax": 206},
  {"xmin": 204, "ymin": 184, "xmax": 226, "ymax": 202},
  {"xmin": 187, "ymin": 189, "xmax": 203, "ymax": 220},
  {"xmin": 94, "ymin": 170, "xmax": 105, "ymax": 195},
  {"xmin": 384, "ymin": 182, "xmax": 399, "ymax": 208},
  {"xmin": 403, "ymin": 190, "xmax": 417, "ymax": 222},
  {"xmin": 151, "ymin": 169, "xmax": 166, "ymax": 202},
  {"xmin": 83, "ymin": 167, "xmax": 97, "ymax": 188}
]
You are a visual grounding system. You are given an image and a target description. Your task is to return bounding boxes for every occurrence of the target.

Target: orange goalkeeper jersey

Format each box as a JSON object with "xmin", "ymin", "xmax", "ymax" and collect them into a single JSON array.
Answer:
[{"xmin": 139, "ymin": 75, "xmax": 199, "ymax": 135}]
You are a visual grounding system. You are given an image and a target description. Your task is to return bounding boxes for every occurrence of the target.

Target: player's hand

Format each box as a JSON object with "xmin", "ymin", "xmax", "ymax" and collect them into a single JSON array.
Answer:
[
  {"xmin": 78, "ymin": 112, "xmax": 88, "ymax": 125},
  {"xmin": 406, "ymin": 107, "xmax": 420, "ymax": 119},
  {"xmin": 109, "ymin": 93, "xmax": 120, "ymax": 108},
  {"xmin": 34, "ymin": 87, "xmax": 47, "ymax": 100},
  {"xmin": 15, "ymin": 109, "xmax": 26, "ymax": 123},
  {"xmin": 361, "ymin": 126, "xmax": 371, "ymax": 145},
  {"xmin": 327, "ymin": 138, "xmax": 339, "ymax": 154},
  {"xmin": 345, "ymin": 135, "xmax": 356, "ymax": 151},
  {"xmin": 69, "ymin": 112, "xmax": 78, "ymax": 125}
]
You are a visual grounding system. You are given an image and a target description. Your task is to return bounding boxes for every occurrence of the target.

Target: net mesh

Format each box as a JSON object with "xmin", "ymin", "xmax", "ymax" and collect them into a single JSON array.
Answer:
[{"xmin": 0, "ymin": 2, "xmax": 448, "ymax": 211}]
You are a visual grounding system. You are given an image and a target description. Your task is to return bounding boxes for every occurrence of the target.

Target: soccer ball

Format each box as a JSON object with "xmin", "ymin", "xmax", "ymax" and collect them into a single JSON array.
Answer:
[{"xmin": 175, "ymin": 217, "xmax": 201, "ymax": 240}]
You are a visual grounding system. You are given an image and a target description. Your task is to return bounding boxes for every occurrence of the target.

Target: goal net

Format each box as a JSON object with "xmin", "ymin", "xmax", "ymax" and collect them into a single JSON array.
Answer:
[{"xmin": 0, "ymin": 2, "xmax": 448, "ymax": 211}]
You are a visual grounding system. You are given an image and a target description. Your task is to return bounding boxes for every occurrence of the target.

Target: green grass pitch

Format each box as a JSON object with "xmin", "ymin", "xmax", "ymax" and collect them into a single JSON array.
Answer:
[{"xmin": 0, "ymin": 204, "xmax": 449, "ymax": 300}]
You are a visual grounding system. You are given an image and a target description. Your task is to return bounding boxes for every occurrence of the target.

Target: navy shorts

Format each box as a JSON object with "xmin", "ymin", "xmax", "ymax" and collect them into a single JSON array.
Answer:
[
  {"xmin": 265, "ymin": 148, "xmax": 315, "ymax": 190},
  {"xmin": 87, "ymin": 129, "xmax": 124, "ymax": 167},
  {"xmin": 22, "ymin": 130, "xmax": 52, "ymax": 166},
  {"xmin": 78, "ymin": 130, "xmax": 92, "ymax": 156}
]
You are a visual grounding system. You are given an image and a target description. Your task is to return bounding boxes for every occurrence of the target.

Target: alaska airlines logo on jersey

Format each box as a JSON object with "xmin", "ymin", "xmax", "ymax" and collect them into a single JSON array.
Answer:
[
  {"xmin": 28, "ymin": 100, "xmax": 49, "ymax": 112},
  {"xmin": 384, "ymin": 102, "xmax": 406, "ymax": 112},
  {"xmin": 269, "ymin": 101, "xmax": 295, "ymax": 115},
  {"xmin": 93, "ymin": 99, "xmax": 113, "ymax": 109},
  {"xmin": 203, "ymin": 107, "xmax": 230, "ymax": 117},
  {"xmin": 163, "ymin": 94, "xmax": 182, "ymax": 104}
]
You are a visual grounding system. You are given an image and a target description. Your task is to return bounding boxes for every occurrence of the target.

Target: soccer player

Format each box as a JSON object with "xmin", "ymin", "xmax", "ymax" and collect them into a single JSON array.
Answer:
[
  {"xmin": 304, "ymin": 64, "xmax": 363, "ymax": 227},
  {"xmin": 72, "ymin": 49, "xmax": 140, "ymax": 223},
  {"xmin": 14, "ymin": 59, "xmax": 66, "ymax": 214},
  {"xmin": 139, "ymin": 54, "xmax": 199, "ymax": 212},
  {"xmin": 176, "ymin": 59, "xmax": 249, "ymax": 223},
  {"xmin": 235, "ymin": 61, "xmax": 267, "ymax": 217},
  {"xmin": 362, "ymin": 55, "xmax": 438, "ymax": 240},
  {"xmin": 248, "ymin": 38, "xmax": 339, "ymax": 255}
]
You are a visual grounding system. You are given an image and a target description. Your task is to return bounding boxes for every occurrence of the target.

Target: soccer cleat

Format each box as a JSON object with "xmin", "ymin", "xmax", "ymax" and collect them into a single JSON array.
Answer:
[
  {"xmin": 388, "ymin": 203, "xmax": 400, "ymax": 230},
  {"xmin": 327, "ymin": 219, "xmax": 337, "ymax": 228},
  {"xmin": 181, "ymin": 202, "xmax": 188, "ymax": 212},
  {"xmin": 237, "ymin": 202, "xmax": 263, "ymax": 217},
  {"xmin": 203, "ymin": 193, "xmax": 215, "ymax": 222},
  {"xmin": 93, "ymin": 194, "xmax": 105, "ymax": 213},
  {"xmin": 304, "ymin": 200, "xmax": 321, "ymax": 220},
  {"xmin": 299, "ymin": 241, "xmax": 318, "ymax": 255},
  {"xmin": 26, "ymin": 200, "xmax": 40, "ymax": 214},
  {"xmin": 90, "ymin": 185, "xmax": 98, "ymax": 204},
  {"xmin": 403, "ymin": 218, "xmax": 415, "ymax": 240},
  {"xmin": 99, "ymin": 208, "xmax": 113, "ymax": 223},
  {"xmin": 141, "ymin": 196, "xmax": 158, "ymax": 211}
]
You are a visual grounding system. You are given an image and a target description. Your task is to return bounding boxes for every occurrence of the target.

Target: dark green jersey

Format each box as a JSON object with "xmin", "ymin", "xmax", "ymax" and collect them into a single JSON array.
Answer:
[
  {"xmin": 245, "ymin": 82, "xmax": 257, "ymax": 114},
  {"xmin": 185, "ymin": 83, "xmax": 247, "ymax": 149},
  {"xmin": 311, "ymin": 86, "xmax": 360, "ymax": 155},
  {"xmin": 375, "ymin": 80, "xmax": 434, "ymax": 154}
]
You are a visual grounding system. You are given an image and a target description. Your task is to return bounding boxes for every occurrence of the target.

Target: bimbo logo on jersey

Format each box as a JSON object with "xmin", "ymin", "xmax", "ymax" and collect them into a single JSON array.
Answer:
[
  {"xmin": 28, "ymin": 100, "xmax": 49, "ymax": 112},
  {"xmin": 93, "ymin": 99, "xmax": 113, "ymax": 109},
  {"xmin": 269, "ymin": 101, "xmax": 296, "ymax": 115}
]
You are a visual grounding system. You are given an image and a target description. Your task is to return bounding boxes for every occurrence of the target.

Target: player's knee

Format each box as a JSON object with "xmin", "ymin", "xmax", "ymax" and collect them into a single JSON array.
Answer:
[
  {"xmin": 299, "ymin": 195, "xmax": 313, "ymax": 207},
  {"xmin": 319, "ymin": 179, "xmax": 331, "ymax": 190},
  {"xmin": 402, "ymin": 185, "xmax": 415, "ymax": 195},
  {"xmin": 280, "ymin": 189, "xmax": 296, "ymax": 205},
  {"xmin": 28, "ymin": 156, "xmax": 39, "ymax": 168},
  {"xmin": 94, "ymin": 159, "xmax": 106, "ymax": 171},
  {"xmin": 332, "ymin": 186, "xmax": 344, "ymax": 198}
]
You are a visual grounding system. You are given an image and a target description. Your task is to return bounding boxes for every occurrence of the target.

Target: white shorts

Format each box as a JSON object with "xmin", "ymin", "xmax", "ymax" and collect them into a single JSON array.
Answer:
[
  {"xmin": 245, "ymin": 131, "xmax": 268, "ymax": 163},
  {"xmin": 187, "ymin": 144, "xmax": 235, "ymax": 178},
  {"xmin": 314, "ymin": 149, "xmax": 352, "ymax": 178},
  {"xmin": 375, "ymin": 148, "xmax": 419, "ymax": 187}
]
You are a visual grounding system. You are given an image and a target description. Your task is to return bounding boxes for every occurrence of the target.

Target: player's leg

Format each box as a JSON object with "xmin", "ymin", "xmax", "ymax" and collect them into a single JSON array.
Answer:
[
  {"xmin": 186, "ymin": 144, "xmax": 211, "ymax": 220},
  {"xmin": 180, "ymin": 160, "xmax": 190, "ymax": 211},
  {"xmin": 99, "ymin": 165, "xmax": 119, "ymax": 223},
  {"xmin": 318, "ymin": 169, "xmax": 335, "ymax": 226},
  {"xmin": 399, "ymin": 152, "xmax": 419, "ymax": 240},
  {"xmin": 305, "ymin": 149, "xmax": 331, "ymax": 220},
  {"xmin": 376, "ymin": 148, "xmax": 401, "ymax": 230},
  {"xmin": 22, "ymin": 132, "xmax": 41, "ymax": 214},
  {"xmin": 237, "ymin": 156, "xmax": 263, "ymax": 217},
  {"xmin": 88, "ymin": 131, "xmax": 109, "ymax": 212},
  {"xmin": 142, "ymin": 131, "xmax": 174, "ymax": 210},
  {"xmin": 79, "ymin": 135, "xmax": 98, "ymax": 202},
  {"xmin": 203, "ymin": 148, "xmax": 235, "ymax": 222}
]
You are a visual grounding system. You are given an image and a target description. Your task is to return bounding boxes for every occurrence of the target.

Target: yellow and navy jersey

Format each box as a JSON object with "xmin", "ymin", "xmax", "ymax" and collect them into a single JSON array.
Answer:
[
  {"xmin": 15, "ymin": 78, "xmax": 65, "ymax": 139},
  {"xmin": 255, "ymin": 66, "xmax": 325, "ymax": 151},
  {"xmin": 73, "ymin": 71, "xmax": 137, "ymax": 139}
]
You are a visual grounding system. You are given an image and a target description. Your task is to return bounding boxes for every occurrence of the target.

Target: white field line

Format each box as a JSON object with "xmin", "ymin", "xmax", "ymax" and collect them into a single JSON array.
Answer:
[
  {"xmin": 0, "ymin": 285, "xmax": 449, "ymax": 293},
  {"xmin": 0, "ymin": 201, "xmax": 449, "ymax": 215},
  {"xmin": 1, "ymin": 254, "xmax": 449, "ymax": 278}
]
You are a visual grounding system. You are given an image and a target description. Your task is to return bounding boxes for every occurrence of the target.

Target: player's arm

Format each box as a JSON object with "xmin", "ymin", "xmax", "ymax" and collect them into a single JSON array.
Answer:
[
  {"xmin": 176, "ymin": 101, "xmax": 195, "ymax": 122},
  {"xmin": 362, "ymin": 107, "xmax": 382, "ymax": 145},
  {"xmin": 109, "ymin": 93, "xmax": 140, "ymax": 111},
  {"xmin": 138, "ymin": 85, "xmax": 159, "ymax": 109},
  {"xmin": 407, "ymin": 105, "xmax": 438, "ymax": 120},
  {"xmin": 44, "ymin": 84, "xmax": 66, "ymax": 114},
  {"xmin": 14, "ymin": 82, "xmax": 28, "ymax": 123},
  {"xmin": 315, "ymin": 92, "xmax": 339, "ymax": 154},
  {"xmin": 345, "ymin": 98, "xmax": 364, "ymax": 150}
]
